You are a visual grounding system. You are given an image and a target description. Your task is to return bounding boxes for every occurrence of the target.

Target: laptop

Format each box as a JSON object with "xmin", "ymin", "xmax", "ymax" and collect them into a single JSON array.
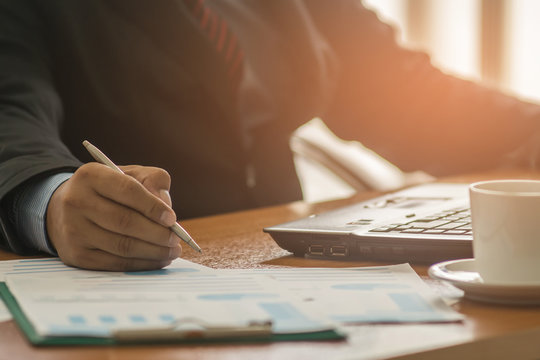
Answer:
[{"xmin": 263, "ymin": 183, "xmax": 472, "ymax": 263}]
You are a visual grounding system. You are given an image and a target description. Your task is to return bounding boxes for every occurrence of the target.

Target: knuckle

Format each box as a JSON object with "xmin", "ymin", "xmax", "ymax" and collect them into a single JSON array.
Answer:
[
  {"xmin": 147, "ymin": 200, "xmax": 164, "ymax": 219},
  {"xmin": 116, "ymin": 211, "xmax": 134, "ymax": 231},
  {"xmin": 115, "ymin": 235, "xmax": 135, "ymax": 257},
  {"xmin": 74, "ymin": 163, "xmax": 97, "ymax": 180},
  {"xmin": 116, "ymin": 176, "xmax": 137, "ymax": 194},
  {"xmin": 155, "ymin": 168, "xmax": 171, "ymax": 184},
  {"xmin": 74, "ymin": 165, "xmax": 90, "ymax": 178},
  {"xmin": 143, "ymin": 167, "xmax": 171, "ymax": 189},
  {"xmin": 121, "ymin": 165, "xmax": 138, "ymax": 173},
  {"xmin": 61, "ymin": 191, "xmax": 83, "ymax": 208}
]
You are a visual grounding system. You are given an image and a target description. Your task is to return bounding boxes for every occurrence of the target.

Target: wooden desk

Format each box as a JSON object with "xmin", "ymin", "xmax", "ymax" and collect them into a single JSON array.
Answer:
[{"xmin": 2, "ymin": 170, "xmax": 540, "ymax": 359}]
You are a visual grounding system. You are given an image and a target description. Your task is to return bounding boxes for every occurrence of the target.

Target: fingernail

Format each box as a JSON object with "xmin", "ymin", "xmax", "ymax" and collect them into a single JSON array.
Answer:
[
  {"xmin": 168, "ymin": 232, "xmax": 180, "ymax": 247},
  {"xmin": 160, "ymin": 210, "xmax": 176, "ymax": 226},
  {"xmin": 169, "ymin": 245, "xmax": 182, "ymax": 260},
  {"xmin": 160, "ymin": 189, "xmax": 172, "ymax": 205}
]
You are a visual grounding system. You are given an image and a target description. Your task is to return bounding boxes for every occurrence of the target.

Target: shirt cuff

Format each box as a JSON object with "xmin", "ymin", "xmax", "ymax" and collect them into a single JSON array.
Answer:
[{"xmin": 11, "ymin": 172, "xmax": 73, "ymax": 255}]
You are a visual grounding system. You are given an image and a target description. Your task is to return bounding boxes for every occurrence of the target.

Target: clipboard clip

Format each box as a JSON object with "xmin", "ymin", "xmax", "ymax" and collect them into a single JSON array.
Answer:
[{"xmin": 112, "ymin": 317, "xmax": 273, "ymax": 342}]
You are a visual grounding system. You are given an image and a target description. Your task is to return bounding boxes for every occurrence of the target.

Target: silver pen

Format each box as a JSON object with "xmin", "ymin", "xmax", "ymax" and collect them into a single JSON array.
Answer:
[{"xmin": 82, "ymin": 140, "xmax": 202, "ymax": 253}]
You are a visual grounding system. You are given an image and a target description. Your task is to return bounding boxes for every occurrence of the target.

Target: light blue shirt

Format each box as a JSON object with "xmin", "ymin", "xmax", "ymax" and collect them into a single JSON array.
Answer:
[{"xmin": 9, "ymin": 173, "xmax": 73, "ymax": 255}]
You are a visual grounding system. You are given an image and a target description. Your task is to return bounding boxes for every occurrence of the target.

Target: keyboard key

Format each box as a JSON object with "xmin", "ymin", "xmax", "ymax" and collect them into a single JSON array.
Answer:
[
  {"xmin": 443, "ymin": 229, "xmax": 468, "ymax": 235},
  {"xmin": 437, "ymin": 222, "xmax": 466, "ymax": 230},
  {"xmin": 414, "ymin": 215, "xmax": 443, "ymax": 222},
  {"xmin": 422, "ymin": 229, "xmax": 447, "ymax": 234},
  {"xmin": 370, "ymin": 226, "xmax": 395, "ymax": 232},
  {"xmin": 401, "ymin": 228, "xmax": 426, "ymax": 233},
  {"xmin": 406, "ymin": 220, "xmax": 452, "ymax": 229}
]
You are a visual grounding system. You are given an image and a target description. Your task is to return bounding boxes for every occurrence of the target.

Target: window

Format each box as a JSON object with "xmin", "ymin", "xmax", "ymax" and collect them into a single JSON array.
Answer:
[{"xmin": 364, "ymin": 0, "xmax": 540, "ymax": 102}]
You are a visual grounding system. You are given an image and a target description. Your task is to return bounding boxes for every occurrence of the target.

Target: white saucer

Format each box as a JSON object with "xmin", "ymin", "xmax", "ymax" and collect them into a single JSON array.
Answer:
[{"xmin": 429, "ymin": 259, "xmax": 540, "ymax": 305}]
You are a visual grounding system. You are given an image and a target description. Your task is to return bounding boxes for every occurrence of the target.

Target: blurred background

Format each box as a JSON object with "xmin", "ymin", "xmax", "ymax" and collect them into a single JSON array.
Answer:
[
  {"xmin": 294, "ymin": 0, "xmax": 540, "ymax": 203},
  {"xmin": 363, "ymin": 0, "xmax": 540, "ymax": 102}
]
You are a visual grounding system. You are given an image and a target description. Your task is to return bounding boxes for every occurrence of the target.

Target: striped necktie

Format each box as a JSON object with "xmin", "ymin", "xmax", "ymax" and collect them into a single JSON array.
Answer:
[{"xmin": 183, "ymin": 0, "xmax": 244, "ymax": 88}]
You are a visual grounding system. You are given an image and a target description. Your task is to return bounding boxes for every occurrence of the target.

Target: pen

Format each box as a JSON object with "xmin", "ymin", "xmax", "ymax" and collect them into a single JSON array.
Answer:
[{"xmin": 82, "ymin": 140, "xmax": 202, "ymax": 253}]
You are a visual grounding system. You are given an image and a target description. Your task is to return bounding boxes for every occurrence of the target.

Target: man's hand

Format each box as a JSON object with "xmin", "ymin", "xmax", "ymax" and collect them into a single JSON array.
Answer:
[{"xmin": 46, "ymin": 163, "xmax": 182, "ymax": 271}]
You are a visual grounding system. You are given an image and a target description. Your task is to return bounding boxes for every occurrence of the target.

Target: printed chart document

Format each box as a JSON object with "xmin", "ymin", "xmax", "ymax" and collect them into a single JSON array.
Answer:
[
  {"xmin": 234, "ymin": 264, "xmax": 463, "ymax": 323},
  {"xmin": 0, "ymin": 258, "xmax": 462, "ymax": 346},
  {"xmin": 0, "ymin": 258, "xmax": 74, "ymax": 322},
  {"xmin": 0, "ymin": 258, "xmax": 337, "ymax": 345}
]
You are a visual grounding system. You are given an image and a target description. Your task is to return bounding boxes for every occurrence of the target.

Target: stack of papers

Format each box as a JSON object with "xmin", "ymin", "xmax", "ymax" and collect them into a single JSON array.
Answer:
[{"xmin": 0, "ymin": 258, "xmax": 462, "ymax": 345}]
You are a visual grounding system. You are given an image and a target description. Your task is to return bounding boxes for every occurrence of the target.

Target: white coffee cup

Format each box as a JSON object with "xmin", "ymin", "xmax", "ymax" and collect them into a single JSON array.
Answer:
[{"xmin": 469, "ymin": 179, "xmax": 540, "ymax": 284}]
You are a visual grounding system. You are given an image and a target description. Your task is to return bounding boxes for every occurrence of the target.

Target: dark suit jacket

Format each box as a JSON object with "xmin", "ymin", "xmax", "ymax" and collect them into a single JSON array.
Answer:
[{"xmin": 1, "ymin": 0, "xmax": 540, "ymax": 253}]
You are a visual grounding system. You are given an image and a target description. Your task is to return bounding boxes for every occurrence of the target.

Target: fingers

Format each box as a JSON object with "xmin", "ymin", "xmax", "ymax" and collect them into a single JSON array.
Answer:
[
  {"xmin": 46, "ymin": 163, "xmax": 181, "ymax": 271},
  {"xmin": 49, "ymin": 208, "xmax": 181, "ymax": 270},
  {"xmin": 85, "ymin": 189, "xmax": 176, "ymax": 248},
  {"xmin": 63, "ymin": 247, "xmax": 174, "ymax": 272},
  {"xmin": 83, "ymin": 166, "xmax": 177, "ymax": 228},
  {"xmin": 83, "ymin": 218, "xmax": 182, "ymax": 261}
]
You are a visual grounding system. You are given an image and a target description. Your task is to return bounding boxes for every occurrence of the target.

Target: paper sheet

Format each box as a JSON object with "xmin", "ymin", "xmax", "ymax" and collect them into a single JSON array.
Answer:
[
  {"xmin": 3, "ymin": 258, "xmax": 332, "ymax": 337},
  {"xmin": 233, "ymin": 264, "xmax": 463, "ymax": 323},
  {"xmin": 337, "ymin": 323, "xmax": 473, "ymax": 360},
  {"xmin": 0, "ymin": 258, "xmax": 74, "ymax": 322},
  {"xmin": 1, "ymin": 258, "xmax": 462, "ymax": 339}
]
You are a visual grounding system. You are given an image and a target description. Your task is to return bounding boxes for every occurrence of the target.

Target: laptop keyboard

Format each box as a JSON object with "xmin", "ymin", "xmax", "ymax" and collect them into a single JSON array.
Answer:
[{"xmin": 368, "ymin": 207, "xmax": 472, "ymax": 236}]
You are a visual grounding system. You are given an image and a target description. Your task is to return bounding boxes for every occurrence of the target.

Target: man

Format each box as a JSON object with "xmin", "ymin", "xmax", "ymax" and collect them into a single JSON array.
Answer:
[{"xmin": 1, "ymin": 0, "xmax": 539, "ymax": 271}]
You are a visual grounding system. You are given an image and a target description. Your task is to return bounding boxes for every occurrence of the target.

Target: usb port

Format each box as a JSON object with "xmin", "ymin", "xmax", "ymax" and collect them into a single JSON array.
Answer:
[
  {"xmin": 330, "ymin": 245, "xmax": 348, "ymax": 256},
  {"xmin": 308, "ymin": 244, "xmax": 324, "ymax": 256}
]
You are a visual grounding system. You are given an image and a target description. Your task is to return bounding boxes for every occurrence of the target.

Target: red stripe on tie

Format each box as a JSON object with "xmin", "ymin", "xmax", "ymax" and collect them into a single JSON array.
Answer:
[
  {"xmin": 209, "ymin": 12, "xmax": 218, "ymax": 41},
  {"xmin": 193, "ymin": 0, "xmax": 203, "ymax": 16},
  {"xmin": 225, "ymin": 35, "xmax": 237, "ymax": 62},
  {"xmin": 200, "ymin": 7, "xmax": 210, "ymax": 29},
  {"xmin": 216, "ymin": 19, "xmax": 227, "ymax": 53},
  {"xmin": 184, "ymin": 0, "xmax": 244, "ymax": 86}
]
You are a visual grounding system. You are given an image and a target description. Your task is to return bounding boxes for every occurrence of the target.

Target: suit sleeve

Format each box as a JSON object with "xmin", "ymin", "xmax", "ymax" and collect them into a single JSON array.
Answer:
[
  {"xmin": 308, "ymin": 0, "xmax": 540, "ymax": 176},
  {"xmin": 0, "ymin": 0, "xmax": 81, "ymax": 253}
]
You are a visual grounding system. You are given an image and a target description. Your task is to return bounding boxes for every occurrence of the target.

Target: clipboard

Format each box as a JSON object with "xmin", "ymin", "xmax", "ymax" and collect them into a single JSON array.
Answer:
[{"xmin": 0, "ymin": 282, "xmax": 345, "ymax": 346}]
